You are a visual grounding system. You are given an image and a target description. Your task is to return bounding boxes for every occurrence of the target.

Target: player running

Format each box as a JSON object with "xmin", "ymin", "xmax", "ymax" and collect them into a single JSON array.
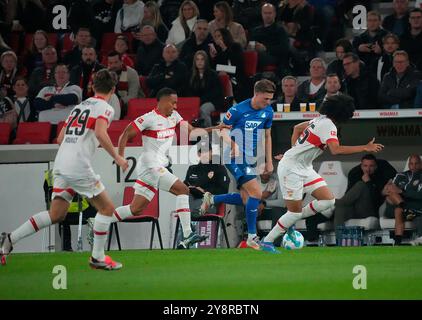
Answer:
[
  {"xmin": 263, "ymin": 94, "xmax": 384, "ymax": 247},
  {"xmin": 1, "ymin": 69, "xmax": 128, "ymax": 270},
  {"xmin": 96, "ymin": 87, "xmax": 229, "ymax": 249},
  {"xmin": 200, "ymin": 79, "xmax": 276, "ymax": 252}
]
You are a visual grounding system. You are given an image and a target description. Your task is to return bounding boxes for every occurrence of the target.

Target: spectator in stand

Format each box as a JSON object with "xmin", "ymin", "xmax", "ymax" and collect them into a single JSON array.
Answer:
[
  {"xmin": 185, "ymin": 50, "xmax": 224, "ymax": 127},
  {"xmin": 179, "ymin": 19, "xmax": 213, "ymax": 73},
  {"xmin": 382, "ymin": 0, "xmax": 411, "ymax": 37},
  {"xmin": 107, "ymin": 70, "xmax": 122, "ymax": 120},
  {"xmin": 159, "ymin": 0, "xmax": 184, "ymax": 29},
  {"xmin": 113, "ymin": 35, "xmax": 135, "ymax": 68},
  {"xmin": 166, "ymin": 0, "xmax": 199, "ymax": 47},
  {"xmin": 135, "ymin": 25, "xmax": 165, "ymax": 76},
  {"xmin": 139, "ymin": 1, "xmax": 169, "ymax": 44},
  {"xmin": 342, "ymin": 52, "xmax": 380, "ymax": 109},
  {"xmin": 307, "ymin": 0, "xmax": 339, "ymax": 51},
  {"xmin": 146, "ymin": 44, "xmax": 188, "ymax": 97},
  {"xmin": 353, "ymin": 11, "xmax": 388, "ymax": 68},
  {"xmin": 23, "ymin": 30, "xmax": 49, "ymax": 76},
  {"xmin": 0, "ymin": 51, "xmax": 26, "ymax": 99},
  {"xmin": 63, "ymin": 28, "xmax": 93, "ymax": 69},
  {"xmin": 114, "ymin": 0, "xmax": 145, "ymax": 33},
  {"xmin": 210, "ymin": 28, "xmax": 247, "ymax": 102},
  {"xmin": 271, "ymin": 75, "xmax": 301, "ymax": 112},
  {"xmin": 383, "ymin": 154, "xmax": 422, "ymax": 245},
  {"xmin": 107, "ymin": 51, "xmax": 142, "ymax": 109},
  {"xmin": 297, "ymin": 58, "xmax": 327, "ymax": 108},
  {"xmin": 34, "ymin": 64, "xmax": 82, "ymax": 125},
  {"xmin": 28, "ymin": 45, "xmax": 58, "ymax": 98},
  {"xmin": 400, "ymin": 8, "xmax": 422, "ymax": 72},
  {"xmin": 232, "ymin": 0, "xmax": 271, "ymax": 33},
  {"xmin": 0, "ymin": 90, "xmax": 16, "ymax": 129},
  {"xmin": 415, "ymin": 81, "xmax": 422, "ymax": 107},
  {"xmin": 92, "ymin": 0, "xmax": 122, "ymax": 45},
  {"xmin": 12, "ymin": 77, "xmax": 33, "ymax": 124},
  {"xmin": 209, "ymin": 1, "xmax": 247, "ymax": 49},
  {"xmin": 371, "ymin": 33, "xmax": 400, "ymax": 82},
  {"xmin": 194, "ymin": 0, "xmax": 220, "ymax": 23},
  {"xmin": 278, "ymin": 0, "xmax": 317, "ymax": 75},
  {"xmin": 70, "ymin": 47, "xmax": 105, "ymax": 99},
  {"xmin": 323, "ymin": 73, "xmax": 342, "ymax": 101},
  {"xmin": 333, "ymin": 154, "xmax": 397, "ymax": 228},
  {"xmin": 379, "ymin": 50, "xmax": 421, "ymax": 109},
  {"xmin": 327, "ymin": 38, "xmax": 354, "ymax": 81},
  {"xmin": 248, "ymin": 3, "xmax": 290, "ymax": 73}
]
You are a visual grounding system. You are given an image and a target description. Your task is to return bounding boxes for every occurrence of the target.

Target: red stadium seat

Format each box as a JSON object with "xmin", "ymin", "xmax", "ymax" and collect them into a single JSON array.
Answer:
[
  {"xmin": 9, "ymin": 32, "xmax": 22, "ymax": 55},
  {"xmin": 243, "ymin": 51, "xmax": 258, "ymax": 78},
  {"xmin": 24, "ymin": 33, "xmax": 58, "ymax": 51},
  {"xmin": 0, "ymin": 123, "xmax": 12, "ymax": 144},
  {"xmin": 52, "ymin": 121, "xmax": 66, "ymax": 144},
  {"xmin": 172, "ymin": 203, "xmax": 229, "ymax": 248},
  {"xmin": 139, "ymin": 76, "xmax": 150, "ymax": 98},
  {"xmin": 218, "ymin": 73, "xmax": 232, "ymax": 98},
  {"xmin": 107, "ymin": 186, "xmax": 163, "ymax": 250},
  {"xmin": 176, "ymin": 97, "xmax": 200, "ymax": 122},
  {"xmin": 13, "ymin": 122, "xmax": 51, "ymax": 144},
  {"xmin": 125, "ymin": 98, "xmax": 157, "ymax": 120},
  {"xmin": 61, "ymin": 33, "xmax": 74, "ymax": 57}
]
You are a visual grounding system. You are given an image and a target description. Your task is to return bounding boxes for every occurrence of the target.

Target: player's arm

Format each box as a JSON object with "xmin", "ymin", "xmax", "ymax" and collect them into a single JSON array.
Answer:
[
  {"xmin": 291, "ymin": 121, "xmax": 309, "ymax": 146},
  {"xmin": 187, "ymin": 122, "xmax": 231, "ymax": 133},
  {"xmin": 95, "ymin": 118, "xmax": 128, "ymax": 171},
  {"xmin": 327, "ymin": 138, "xmax": 384, "ymax": 155},
  {"xmin": 118, "ymin": 123, "xmax": 137, "ymax": 158},
  {"xmin": 264, "ymin": 128, "xmax": 273, "ymax": 174},
  {"xmin": 57, "ymin": 125, "xmax": 66, "ymax": 145}
]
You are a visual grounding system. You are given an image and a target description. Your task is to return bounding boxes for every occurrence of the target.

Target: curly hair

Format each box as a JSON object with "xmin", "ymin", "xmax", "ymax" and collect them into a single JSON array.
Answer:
[{"xmin": 319, "ymin": 93, "xmax": 355, "ymax": 123}]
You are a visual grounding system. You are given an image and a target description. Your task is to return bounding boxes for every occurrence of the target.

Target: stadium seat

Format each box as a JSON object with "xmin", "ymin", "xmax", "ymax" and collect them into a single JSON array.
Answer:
[
  {"xmin": 107, "ymin": 186, "xmax": 163, "ymax": 250},
  {"xmin": 52, "ymin": 121, "xmax": 66, "ymax": 144},
  {"xmin": 13, "ymin": 122, "xmax": 51, "ymax": 144},
  {"xmin": 172, "ymin": 203, "xmax": 230, "ymax": 249},
  {"xmin": 0, "ymin": 123, "xmax": 12, "ymax": 144},
  {"xmin": 176, "ymin": 97, "xmax": 200, "ymax": 123},
  {"xmin": 218, "ymin": 73, "xmax": 232, "ymax": 98},
  {"xmin": 24, "ymin": 33, "xmax": 58, "ymax": 51},
  {"xmin": 9, "ymin": 32, "xmax": 21, "ymax": 54},
  {"xmin": 107, "ymin": 119, "xmax": 131, "ymax": 146},
  {"xmin": 243, "ymin": 51, "xmax": 258, "ymax": 78},
  {"xmin": 139, "ymin": 76, "xmax": 151, "ymax": 98},
  {"xmin": 125, "ymin": 98, "xmax": 157, "ymax": 120},
  {"xmin": 61, "ymin": 33, "xmax": 74, "ymax": 57}
]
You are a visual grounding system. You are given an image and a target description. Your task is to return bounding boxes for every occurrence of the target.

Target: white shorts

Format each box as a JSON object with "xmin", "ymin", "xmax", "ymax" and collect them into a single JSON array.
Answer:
[
  {"xmin": 52, "ymin": 173, "xmax": 105, "ymax": 203},
  {"xmin": 133, "ymin": 167, "xmax": 178, "ymax": 201},
  {"xmin": 278, "ymin": 165, "xmax": 327, "ymax": 201}
]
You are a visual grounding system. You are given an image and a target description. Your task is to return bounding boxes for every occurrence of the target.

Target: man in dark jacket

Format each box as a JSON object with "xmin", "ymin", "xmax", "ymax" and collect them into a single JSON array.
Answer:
[
  {"xmin": 297, "ymin": 58, "xmax": 327, "ymax": 108},
  {"xmin": 63, "ymin": 28, "xmax": 93, "ymax": 69},
  {"xmin": 135, "ymin": 25, "xmax": 165, "ymax": 76},
  {"xmin": 379, "ymin": 50, "xmax": 421, "ymax": 109},
  {"xmin": 382, "ymin": 0, "xmax": 410, "ymax": 37},
  {"xmin": 400, "ymin": 8, "xmax": 422, "ymax": 72},
  {"xmin": 146, "ymin": 44, "xmax": 188, "ymax": 97},
  {"xmin": 342, "ymin": 53, "xmax": 380, "ymax": 109}
]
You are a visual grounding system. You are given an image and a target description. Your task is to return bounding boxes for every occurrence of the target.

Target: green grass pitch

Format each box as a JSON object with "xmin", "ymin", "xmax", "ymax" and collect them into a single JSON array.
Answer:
[{"xmin": 1, "ymin": 247, "xmax": 422, "ymax": 300}]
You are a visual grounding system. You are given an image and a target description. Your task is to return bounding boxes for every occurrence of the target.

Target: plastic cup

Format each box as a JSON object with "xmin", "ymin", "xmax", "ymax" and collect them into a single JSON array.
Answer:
[
  {"xmin": 309, "ymin": 102, "xmax": 316, "ymax": 112},
  {"xmin": 300, "ymin": 103, "xmax": 307, "ymax": 112},
  {"xmin": 283, "ymin": 103, "xmax": 291, "ymax": 112}
]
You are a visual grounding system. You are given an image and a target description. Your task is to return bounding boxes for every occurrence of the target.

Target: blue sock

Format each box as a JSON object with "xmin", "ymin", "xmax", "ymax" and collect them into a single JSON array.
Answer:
[
  {"xmin": 246, "ymin": 197, "xmax": 260, "ymax": 235},
  {"xmin": 213, "ymin": 193, "xmax": 243, "ymax": 205}
]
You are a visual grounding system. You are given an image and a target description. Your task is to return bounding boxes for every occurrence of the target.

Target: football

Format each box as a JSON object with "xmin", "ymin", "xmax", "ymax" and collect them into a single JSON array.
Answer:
[{"xmin": 282, "ymin": 230, "xmax": 305, "ymax": 250}]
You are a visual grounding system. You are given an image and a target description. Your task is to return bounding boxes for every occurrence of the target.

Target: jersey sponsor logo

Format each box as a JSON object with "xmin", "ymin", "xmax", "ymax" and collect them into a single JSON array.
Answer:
[
  {"xmin": 245, "ymin": 120, "xmax": 262, "ymax": 130},
  {"xmin": 226, "ymin": 111, "xmax": 232, "ymax": 120}
]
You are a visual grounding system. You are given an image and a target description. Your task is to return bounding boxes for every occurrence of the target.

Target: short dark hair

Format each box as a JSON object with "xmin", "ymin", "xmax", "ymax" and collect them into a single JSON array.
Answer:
[
  {"xmin": 156, "ymin": 87, "xmax": 177, "ymax": 101},
  {"xmin": 254, "ymin": 79, "xmax": 276, "ymax": 94},
  {"xmin": 107, "ymin": 50, "xmax": 121, "ymax": 59},
  {"xmin": 92, "ymin": 69, "xmax": 115, "ymax": 94},
  {"xmin": 335, "ymin": 38, "xmax": 353, "ymax": 53},
  {"xmin": 343, "ymin": 52, "xmax": 359, "ymax": 62},
  {"xmin": 361, "ymin": 154, "xmax": 377, "ymax": 162},
  {"xmin": 319, "ymin": 93, "xmax": 355, "ymax": 123},
  {"xmin": 410, "ymin": 8, "xmax": 422, "ymax": 15}
]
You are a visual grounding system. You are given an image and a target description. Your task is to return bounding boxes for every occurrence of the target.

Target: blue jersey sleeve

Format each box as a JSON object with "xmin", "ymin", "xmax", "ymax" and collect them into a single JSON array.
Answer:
[
  {"xmin": 223, "ymin": 106, "xmax": 240, "ymax": 126},
  {"xmin": 264, "ymin": 107, "xmax": 273, "ymax": 129}
]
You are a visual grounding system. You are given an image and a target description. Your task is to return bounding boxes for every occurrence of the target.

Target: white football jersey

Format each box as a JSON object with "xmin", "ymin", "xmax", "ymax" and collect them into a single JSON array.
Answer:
[
  {"xmin": 281, "ymin": 115, "xmax": 338, "ymax": 173},
  {"xmin": 131, "ymin": 108, "xmax": 183, "ymax": 168},
  {"xmin": 53, "ymin": 97, "xmax": 115, "ymax": 177}
]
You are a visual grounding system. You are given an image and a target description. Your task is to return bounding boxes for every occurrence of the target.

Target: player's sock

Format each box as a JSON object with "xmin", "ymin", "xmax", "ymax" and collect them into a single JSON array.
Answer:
[
  {"xmin": 111, "ymin": 205, "xmax": 133, "ymax": 222},
  {"xmin": 213, "ymin": 193, "xmax": 243, "ymax": 205},
  {"xmin": 302, "ymin": 199, "xmax": 336, "ymax": 219},
  {"xmin": 245, "ymin": 197, "xmax": 260, "ymax": 236},
  {"xmin": 264, "ymin": 211, "xmax": 302, "ymax": 243},
  {"xmin": 176, "ymin": 194, "xmax": 192, "ymax": 238},
  {"xmin": 91, "ymin": 213, "xmax": 112, "ymax": 261},
  {"xmin": 10, "ymin": 211, "xmax": 52, "ymax": 244}
]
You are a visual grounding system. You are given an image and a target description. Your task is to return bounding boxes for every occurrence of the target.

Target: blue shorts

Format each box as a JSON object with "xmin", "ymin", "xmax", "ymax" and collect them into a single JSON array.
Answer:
[{"xmin": 225, "ymin": 161, "xmax": 256, "ymax": 189}]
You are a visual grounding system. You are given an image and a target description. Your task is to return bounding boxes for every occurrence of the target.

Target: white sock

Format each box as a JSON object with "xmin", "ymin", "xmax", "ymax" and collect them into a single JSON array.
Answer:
[
  {"xmin": 264, "ymin": 211, "xmax": 302, "ymax": 243},
  {"xmin": 91, "ymin": 213, "xmax": 112, "ymax": 261},
  {"xmin": 302, "ymin": 199, "xmax": 335, "ymax": 219},
  {"xmin": 10, "ymin": 211, "xmax": 52, "ymax": 244},
  {"xmin": 111, "ymin": 205, "xmax": 133, "ymax": 222},
  {"xmin": 248, "ymin": 233, "xmax": 257, "ymax": 241},
  {"xmin": 176, "ymin": 195, "xmax": 192, "ymax": 238}
]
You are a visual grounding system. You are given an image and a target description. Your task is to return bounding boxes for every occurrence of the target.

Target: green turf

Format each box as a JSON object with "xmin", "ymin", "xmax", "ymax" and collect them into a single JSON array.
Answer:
[{"xmin": 1, "ymin": 247, "xmax": 422, "ymax": 300}]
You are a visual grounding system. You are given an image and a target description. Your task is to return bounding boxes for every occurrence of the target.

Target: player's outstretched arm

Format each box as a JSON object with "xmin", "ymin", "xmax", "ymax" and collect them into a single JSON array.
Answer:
[
  {"xmin": 327, "ymin": 138, "xmax": 384, "ymax": 155},
  {"xmin": 291, "ymin": 121, "xmax": 309, "ymax": 146},
  {"xmin": 265, "ymin": 128, "xmax": 273, "ymax": 174},
  {"xmin": 118, "ymin": 123, "xmax": 137, "ymax": 158},
  {"xmin": 57, "ymin": 125, "xmax": 66, "ymax": 145},
  {"xmin": 95, "ymin": 118, "xmax": 128, "ymax": 171}
]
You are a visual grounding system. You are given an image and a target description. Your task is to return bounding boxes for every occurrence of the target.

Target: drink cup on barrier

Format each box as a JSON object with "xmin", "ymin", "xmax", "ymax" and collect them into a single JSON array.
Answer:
[
  {"xmin": 283, "ymin": 103, "xmax": 291, "ymax": 112},
  {"xmin": 300, "ymin": 103, "xmax": 307, "ymax": 112},
  {"xmin": 309, "ymin": 102, "xmax": 316, "ymax": 112}
]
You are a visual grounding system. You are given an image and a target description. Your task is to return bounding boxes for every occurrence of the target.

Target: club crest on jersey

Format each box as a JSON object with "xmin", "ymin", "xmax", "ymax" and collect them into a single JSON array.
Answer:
[
  {"xmin": 225, "ymin": 111, "xmax": 232, "ymax": 120},
  {"xmin": 330, "ymin": 131, "xmax": 337, "ymax": 136},
  {"xmin": 137, "ymin": 118, "xmax": 144, "ymax": 125},
  {"xmin": 245, "ymin": 120, "xmax": 262, "ymax": 130},
  {"xmin": 261, "ymin": 112, "xmax": 266, "ymax": 118}
]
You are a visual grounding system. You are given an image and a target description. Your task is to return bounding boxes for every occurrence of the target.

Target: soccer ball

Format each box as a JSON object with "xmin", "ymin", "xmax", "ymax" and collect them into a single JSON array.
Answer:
[{"xmin": 282, "ymin": 230, "xmax": 305, "ymax": 250}]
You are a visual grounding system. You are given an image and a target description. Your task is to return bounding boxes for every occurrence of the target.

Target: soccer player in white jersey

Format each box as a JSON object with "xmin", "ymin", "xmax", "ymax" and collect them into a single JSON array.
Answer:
[
  {"xmin": 262, "ymin": 94, "xmax": 384, "ymax": 248},
  {"xmin": 1, "ymin": 69, "xmax": 129, "ymax": 270},
  {"xmin": 106, "ymin": 87, "xmax": 229, "ymax": 249}
]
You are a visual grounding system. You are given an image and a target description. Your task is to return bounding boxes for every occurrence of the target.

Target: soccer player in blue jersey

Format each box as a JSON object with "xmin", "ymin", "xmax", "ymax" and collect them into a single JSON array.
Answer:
[{"xmin": 200, "ymin": 79, "xmax": 277, "ymax": 252}]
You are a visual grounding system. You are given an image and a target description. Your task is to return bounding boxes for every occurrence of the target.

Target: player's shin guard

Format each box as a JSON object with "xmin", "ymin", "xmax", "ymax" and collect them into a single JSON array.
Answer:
[
  {"xmin": 91, "ymin": 213, "xmax": 112, "ymax": 261},
  {"xmin": 111, "ymin": 205, "xmax": 133, "ymax": 223},
  {"xmin": 301, "ymin": 199, "xmax": 336, "ymax": 219},
  {"xmin": 264, "ymin": 211, "xmax": 302, "ymax": 243},
  {"xmin": 246, "ymin": 197, "xmax": 260, "ymax": 239},
  {"xmin": 10, "ymin": 211, "xmax": 52, "ymax": 244},
  {"xmin": 176, "ymin": 194, "xmax": 192, "ymax": 238},
  {"xmin": 213, "ymin": 193, "xmax": 243, "ymax": 205}
]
